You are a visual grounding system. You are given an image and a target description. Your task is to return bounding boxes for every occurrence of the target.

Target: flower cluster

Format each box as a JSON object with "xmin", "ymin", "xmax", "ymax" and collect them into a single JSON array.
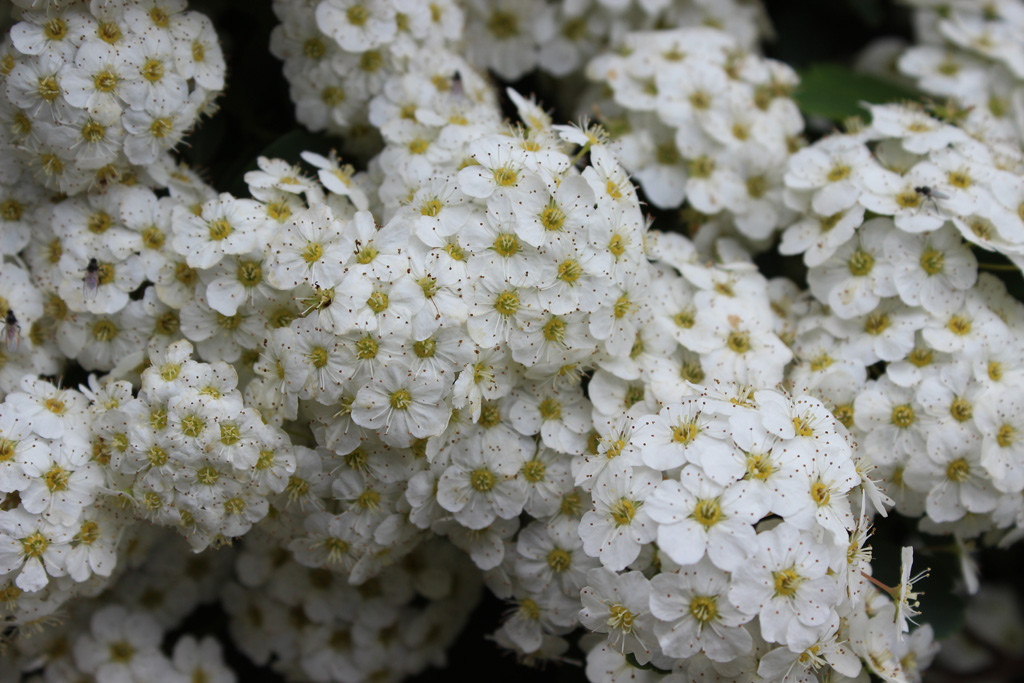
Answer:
[
  {"xmin": 4, "ymin": 528, "xmax": 239, "ymax": 681},
  {"xmin": 269, "ymin": 0, "xmax": 770, "ymax": 139},
  {"xmin": 461, "ymin": 0, "xmax": 769, "ymax": 81},
  {"xmin": 7, "ymin": 0, "xmax": 1022, "ymax": 682},
  {"xmin": 897, "ymin": 0, "xmax": 1024, "ymax": 149},
  {"xmin": 585, "ymin": 26, "xmax": 804, "ymax": 244},
  {"xmin": 222, "ymin": 534, "xmax": 481, "ymax": 683},
  {"xmin": 0, "ymin": 376, "xmax": 120, "ymax": 597},
  {"xmin": 781, "ymin": 102, "xmax": 1024, "ymax": 549},
  {"xmin": 1, "ymin": 0, "xmax": 225, "ymax": 194}
]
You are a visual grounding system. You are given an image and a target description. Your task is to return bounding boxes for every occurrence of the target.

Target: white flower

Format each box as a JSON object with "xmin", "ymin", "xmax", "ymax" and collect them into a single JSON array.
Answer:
[
  {"xmin": 171, "ymin": 194, "xmax": 262, "ymax": 270},
  {"xmin": 894, "ymin": 546, "xmax": 928, "ymax": 640},
  {"xmin": 578, "ymin": 463, "xmax": 659, "ymax": 571},
  {"xmin": 728, "ymin": 522, "xmax": 841, "ymax": 651},
  {"xmin": 515, "ymin": 517, "xmax": 596, "ymax": 596},
  {"xmin": 806, "ymin": 217, "xmax": 895, "ymax": 319},
  {"xmin": 351, "ymin": 367, "xmax": 450, "ymax": 447},
  {"xmin": 634, "ymin": 398, "xmax": 734, "ymax": 474},
  {"xmin": 646, "ymin": 466, "xmax": 768, "ymax": 571},
  {"xmin": 975, "ymin": 386, "xmax": 1024, "ymax": 493},
  {"xmin": 288, "ymin": 511, "xmax": 366, "ymax": 572},
  {"xmin": 649, "ymin": 557, "xmax": 754, "ymax": 661},
  {"xmin": 887, "ymin": 225, "xmax": 978, "ymax": 315},
  {"xmin": 907, "ymin": 425, "xmax": 996, "ymax": 523},
  {"xmin": 19, "ymin": 439, "xmax": 103, "ymax": 526},
  {"xmin": 73, "ymin": 606, "xmax": 168, "ymax": 681},
  {"xmin": 785, "ymin": 138, "xmax": 871, "ymax": 215},
  {"xmin": 437, "ymin": 434, "xmax": 528, "ymax": 529},
  {"xmin": 579, "ymin": 568, "xmax": 659, "ymax": 665},
  {"xmin": 0, "ymin": 508, "xmax": 74, "ymax": 591},
  {"xmin": 316, "ymin": 0, "xmax": 397, "ymax": 52},
  {"xmin": 170, "ymin": 636, "xmax": 235, "ymax": 683}
]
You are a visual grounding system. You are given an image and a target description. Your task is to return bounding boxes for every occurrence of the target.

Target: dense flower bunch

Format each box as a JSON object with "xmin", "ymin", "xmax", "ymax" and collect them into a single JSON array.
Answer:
[
  {"xmin": 460, "ymin": 0, "xmax": 769, "ymax": 81},
  {"xmin": 0, "ymin": 0, "xmax": 226, "ymax": 194},
  {"xmin": 7, "ymin": 0, "xmax": 1024, "ymax": 682},
  {"xmin": 897, "ymin": 0, "xmax": 1024, "ymax": 148},
  {"xmin": 221, "ymin": 536, "xmax": 481, "ymax": 683},
  {"xmin": 269, "ymin": 0, "xmax": 770, "ymax": 138},
  {"xmin": 780, "ymin": 102, "xmax": 1024, "ymax": 549},
  {"xmin": 584, "ymin": 26, "xmax": 803, "ymax": 243}
]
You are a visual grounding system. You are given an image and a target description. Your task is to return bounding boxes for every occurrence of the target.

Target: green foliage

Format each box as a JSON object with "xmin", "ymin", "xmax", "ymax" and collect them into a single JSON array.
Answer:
[{"xmin": 794, "ymin": 63, "xmax": 919, "ymax": 122}]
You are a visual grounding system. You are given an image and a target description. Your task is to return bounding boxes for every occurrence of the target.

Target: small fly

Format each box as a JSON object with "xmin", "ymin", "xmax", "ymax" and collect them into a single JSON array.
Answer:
[
  {"xmin": 451, "ymin": 70, "xmax": 463, "ymax": 98},
  {"xmin": 914, "ymin": 185, "xmax": 949, "ymax": 212},
  {"xmin": 2, "ymin": 310, "xmax": 19, "ymax": 353},
  {"xmin": 83, "ymin": 258, "xmax": 100, "ymax": 300}
]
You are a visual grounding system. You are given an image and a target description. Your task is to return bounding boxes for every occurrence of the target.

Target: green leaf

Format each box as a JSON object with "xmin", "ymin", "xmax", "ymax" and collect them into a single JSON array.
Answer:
[{"xmin": 795, "ymin": 63, "xmax": 919, "ymax": 122}]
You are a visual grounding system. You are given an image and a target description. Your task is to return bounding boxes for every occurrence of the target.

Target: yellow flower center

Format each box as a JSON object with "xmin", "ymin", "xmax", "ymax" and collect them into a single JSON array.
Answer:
[
  {"xmin": 689, "ymin": 595, "xmax": 718, "ymax": 624},
  {"xmin": 610, "ymin": 498, "xmax": 636, "ymax": 526},
  {"xmin": 547, "ymin": 548, "xmax": 571, "ymax": 572},
  {"xmin": 920, "ymin": 248, "xmax": 945, "ymax": 275},
  {"xmin": 522, "ymin": 459, "xmax": 546, "ymax": 483},
  {"xmin": 891, "ymin": 404, "xmax": 915, "ymax": 428},
  {"xmin": 606, "ymin": 604, "xmax": 635, "ymax": 631},
  {"xmin": 847, "ymin": 249, "xmax": 874, "ymax": 276},
  {"xmin": 773, "ymin": 568, "xmax": 803, "ymax": 597},
  {"xmin": 470, "ymin": 467, "xmax": 496, "ymax": 492},
  {"xmin": 946, "ymin": 458, "xmax": 970, "ymax": 483},
  {"xmin": 692, "ymin": 499, "xmax": 722, "ymax": 528}
]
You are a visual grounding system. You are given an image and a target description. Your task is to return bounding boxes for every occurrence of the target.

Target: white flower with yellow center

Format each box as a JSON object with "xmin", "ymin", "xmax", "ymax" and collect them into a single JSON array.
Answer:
[
  {"xmin": 728, "ymin": 522, "xmax": 841, "ymax": 651},
  {"xmin": 646, "ymin": 465, "xmax": 768, "ymax": 570},
  {"xmin": 649, "ymin": 557, "xmax": 754, "ymax": 661}
]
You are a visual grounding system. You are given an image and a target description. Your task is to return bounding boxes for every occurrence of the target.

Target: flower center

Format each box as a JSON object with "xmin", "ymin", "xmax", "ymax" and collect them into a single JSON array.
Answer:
[
  {"xmin": 891, "ymin": 404, "xmax": 915, "ymax": 428},
  {"xmin": 540, "ymin": 204, "xmax": 565, "ymax": 231},
  {"xmin": 864, "ymin": 313, "xmax": 890, "ymax": 336},
  {"xmin": 181, "ymin": 414, "xmax": 205, "ymax": 438},
  {"xmin": 692, "ymin": 499, "xmax": 722, "ymax": 528},
  {"xmin": 947, "ymin": 315, "xmax": 971, "ymax": 335},
  {"xmin": 492, "ymin": 233, "xmax": 521, "ymax": 258},
  {"xmin": 470, "ymin": 467, "xmax": 496, "ymax": 492},
  {"xmin": 950, "ymin": 397, "xmax": 973, "ymax": 422},
  {"xmin": 542, "ymin": 317, "xmax": 566, "ymax": 343},
  {"xmin": 347, "ymin": 5, "xmax": 369, "ymax": 25},
  {"xmin": 141, "ymin": 58, "xmax": 164, "ymax": 83},
  {"xmin": 220, "ymin": 423, "xmax": 240, "ymax": 446},
  {"xmin": 920, "ymin": 248, "xmax": 945, "ymax": 275},
  {"xmin": 847, "ymin": 249, "xmax": 874, "ymax": 276},
  {"xmin": 487, "ymin": 10, "xmax": 519, "ymax": 38},
  {"xmin": 827, "ymin": 165, "xmax": 851, "ymax": 182},
  {"xmin": 727, "ymin": 331, "xmax": 750, "ymax": 353},
  {"xmin": 522, "ymin": 459, "xmax": 546, "ymax": 482},
  {"xmin": 45, "ymin": 465, "xmax": 70, "ymax": 492},
  {"xmin": 21, "ymin": 531, "xmax": 48, "ymax": 559},
  {"xmin": 538, "ymin": 398, "xmax": 562, "ymax": 420},
  {"xmin": 811, "ymin": 480, "xmax": 831, "ymax": 507},
  {"xmin": 673, "ymin": 421, "xmax": 699, "ymax": 444},
  {"xmin": 772, "ymin": 568, "xmax": 803, "ymax": 597},
  {"xmin": 413, "ymin": 338, "xmax": 436, "ymax": 358},
  {"xmin": 689, "ymin": 595, "xmax": 718, "ymax": 624},
  {"xmin": 389, "ymin": 389, "xmax": 412, "ymax": 410},
  {"xmin": 546, "ymin": 548, "xmax": 571, "ymax": 572},
  {"xmin": 946, "ymin": 458, "xmax": 970, "ymax": 483},
  {"xmin": 606, "ymin": 604, "xmax": 635, "ymax": 632},
  {"xmin": 610, "ymin": 498, "xmax": 636, "ymax": 526},
  {"xmin": 997, "ymin": 423, "xmax": 1016, "ymax": 448},
  {"xmin": 494, "ymin": 290, "xmax": 520, "ymax": 317},
  {"xmin": 367, "ymin": 290, "xmax": 389, "ymax": 314}
]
